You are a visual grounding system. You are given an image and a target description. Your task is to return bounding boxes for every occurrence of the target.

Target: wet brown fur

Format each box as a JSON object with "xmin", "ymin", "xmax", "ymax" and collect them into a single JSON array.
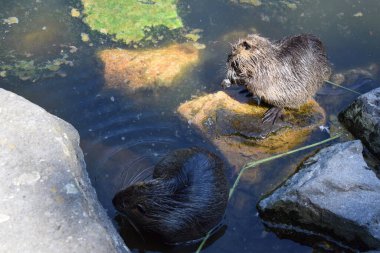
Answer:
[{"xmin": 226, "ymin": 34, "xmax": 331, "ymax": 108}]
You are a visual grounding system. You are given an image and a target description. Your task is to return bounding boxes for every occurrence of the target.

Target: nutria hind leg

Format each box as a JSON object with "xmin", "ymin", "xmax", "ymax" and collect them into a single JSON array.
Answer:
[{"xmin": 262, "ymin": 106, "xmax": 283, "ymax": 125}]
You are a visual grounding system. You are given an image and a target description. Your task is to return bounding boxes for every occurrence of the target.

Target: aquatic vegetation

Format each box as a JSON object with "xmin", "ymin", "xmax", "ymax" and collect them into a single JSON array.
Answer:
[
  {"xmin": 230, "ymin": 0, "xmax": 299, "ymax": 9},
  {"xmin": 281, "ymin": 1, "xmax": 297, "ymax": 9},
  {"xmin": 98, "ymin": 43, "xmax": 200, "ymax": 91},
  {"xmin": 184, "ymin": 29, "xmax": 203, "ymax": 42},
  {"xmin": 81, "ymin": 0, "xmax": 183, "ymax": 44},
  {"xmin": 2, "ymin": 17, "xmax": 19, "ymax": 25},
  {"xmin": 230, "ymin": 0, "xmax": 262, "ymax": 7},
  {"xmin": 81, "ymin": 32, "xmax": 90, "ymax": 42},
  {"xmin": 71, "ymin": 8, "xmax": 81, "ymax": 18},
  {"xmin": 0, "ymin": 53, "xmax": 73, "ymax": 81}
]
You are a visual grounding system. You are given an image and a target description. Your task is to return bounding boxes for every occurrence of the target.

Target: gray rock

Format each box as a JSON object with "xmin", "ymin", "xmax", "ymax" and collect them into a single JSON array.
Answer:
[
  {"xmin": 339, "ymin": 87, "xmax": 380, "ymax": 157},
  {"xmin": 0, "ymin": 89, "xmax": 129, "ymax": 253},
  {"xmin": 258, "ymin": 140, "xmax": 380, "ymax": 251}
]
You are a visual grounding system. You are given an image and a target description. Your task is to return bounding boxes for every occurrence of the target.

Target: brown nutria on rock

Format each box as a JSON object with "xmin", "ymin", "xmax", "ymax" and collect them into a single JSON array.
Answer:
[
  {"xmin": 222, "ymin": 34, "xmax": 331, "ymax": 124},
  {"xmin": 112, "ymin": 147, "xmax": 228, "ymax": 244}
]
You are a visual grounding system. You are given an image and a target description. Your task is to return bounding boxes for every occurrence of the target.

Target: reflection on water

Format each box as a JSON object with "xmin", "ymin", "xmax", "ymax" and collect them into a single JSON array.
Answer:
[{"xmin": 1, "ymin": 0, "xmax": 380, "ymax": 252}]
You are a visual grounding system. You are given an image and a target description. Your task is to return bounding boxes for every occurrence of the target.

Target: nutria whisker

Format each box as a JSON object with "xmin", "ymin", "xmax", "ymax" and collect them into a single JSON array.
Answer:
[
  {"xmin": 124, "ymin": 215, "xmax": 146, "ymax": 243},
  {"xmin": 127, "ymin": 165, "xmax": 154, "ymax": 186},
  {"xmin": 119, "ymin": 156, "xmax": 149, "ymax": 187}
]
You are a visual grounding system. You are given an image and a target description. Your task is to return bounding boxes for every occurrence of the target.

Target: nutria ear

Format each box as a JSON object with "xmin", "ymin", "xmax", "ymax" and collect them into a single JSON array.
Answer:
[{"xmin": 242, "ymin": 41, "xmax": 251, "ymax": 50}]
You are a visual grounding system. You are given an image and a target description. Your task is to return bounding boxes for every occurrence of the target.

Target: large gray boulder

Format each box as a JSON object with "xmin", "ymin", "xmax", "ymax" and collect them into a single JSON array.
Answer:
[
  {"xmin": 257, "ymin": 140, "xmax": 380, "ymax": 251},
  {"xmin": 339, "ymin": 87, "xmax": 380, "ymax": 157},
  {"xmin": 0, "ymin": 89, "xmax": 129, "ymax": 253}
]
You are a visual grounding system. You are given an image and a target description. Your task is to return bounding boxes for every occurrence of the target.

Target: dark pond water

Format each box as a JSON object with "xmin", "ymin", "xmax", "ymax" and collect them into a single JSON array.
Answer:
[{"xmin": 1, "ymin": 0, "xmax": 380, "ymax": 252}]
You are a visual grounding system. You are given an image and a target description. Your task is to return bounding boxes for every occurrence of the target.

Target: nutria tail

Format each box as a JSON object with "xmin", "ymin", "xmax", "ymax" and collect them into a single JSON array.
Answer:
[{"xmin": 112, "ymin": 147, "xmax": 229, "ymax": 244}]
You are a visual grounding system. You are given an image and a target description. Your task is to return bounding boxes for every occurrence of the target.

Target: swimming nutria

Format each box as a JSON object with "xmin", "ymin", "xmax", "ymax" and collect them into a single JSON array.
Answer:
[
  {"xmin": 222, "ymin": 34, "xmax": 331, "ymax": 124},
  {"xmin": 112, "ymin": 147, "xmax": 228, "ymax": 244}
]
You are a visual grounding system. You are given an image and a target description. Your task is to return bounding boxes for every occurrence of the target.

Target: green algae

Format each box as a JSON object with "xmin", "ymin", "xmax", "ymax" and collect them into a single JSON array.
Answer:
[
  {"xmin": 82, "ymin": 0, "xmax": 183, "ymax": 44},
  {"xmin": 238, "ymin": 0, "xmax": 262, "ymax": 6},
  {"xmin": 0, "ymin": 54, "xmax": 73, "ymax": 81},
  {"xmin": 3, "ymin": 17, "xmax": 19, "ymax": 25}
]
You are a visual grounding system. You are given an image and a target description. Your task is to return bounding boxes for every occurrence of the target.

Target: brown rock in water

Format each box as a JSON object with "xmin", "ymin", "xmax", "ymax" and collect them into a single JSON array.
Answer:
[
  {"xmin": 98, "ymin": 43, "xmax": 200, "ymax": 91},
  {"xmin": 177, "ymin": 90, "xmax": 325, "ymax": 173}
]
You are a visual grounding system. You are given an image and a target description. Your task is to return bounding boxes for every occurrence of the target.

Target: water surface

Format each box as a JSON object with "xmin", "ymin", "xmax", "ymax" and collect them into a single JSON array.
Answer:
[{"xmin": 1, "ymin": 0, "xmax": 379, "ymax": 252}]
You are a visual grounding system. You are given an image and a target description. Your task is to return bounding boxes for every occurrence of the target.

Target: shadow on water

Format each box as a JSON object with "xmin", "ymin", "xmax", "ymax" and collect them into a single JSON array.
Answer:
[{"xmin": 1, "ymin": 0, "xmax": 380, "ymax": 252}]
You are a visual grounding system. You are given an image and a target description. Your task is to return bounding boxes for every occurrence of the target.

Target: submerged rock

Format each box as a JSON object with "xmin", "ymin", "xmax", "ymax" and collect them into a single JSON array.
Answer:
[
  {"xmin": 0, "ymin": 89, "xmax": 129, "ymax": 253},
  {"xmin": 99, "ymin": 43, "xmax": 200, "ymax": 91},
  {"xmin": 257, "ymin": 140, "xmax": 380, "ymax": 251},
  {"xmin": 177, "ymin": 90, "xmax": 325, "ymax": 169},
  {"xmin": 339, "ymin": 87, "xmax": 380, "ymax": 157},
  {"xmin": 330, "ymin": 63, "xmax": 379, "ymax": 86}
]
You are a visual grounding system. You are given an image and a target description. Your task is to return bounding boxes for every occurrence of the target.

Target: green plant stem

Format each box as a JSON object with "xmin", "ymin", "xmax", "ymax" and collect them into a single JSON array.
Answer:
[
  {"xmin": 196, "ymin": 232, "xmax": 211, "ymax": 253},
  {"xmin": 325, "ymin": 80, "xmax": 362, "ymax": 95},
  {"xmin": 229, "ymin": 133, "xmax": 341, "ymax": 199},
  {"xmin": 196, "ymin": 133, "xmax": 342, "ymax": 253}
]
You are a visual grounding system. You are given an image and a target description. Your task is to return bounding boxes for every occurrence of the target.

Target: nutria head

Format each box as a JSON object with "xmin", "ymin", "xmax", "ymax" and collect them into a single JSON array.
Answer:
[
  {"xmin": 112, "ymin": 180, "xmax": 172, "ymax": 236},
  {"xmin": 113, "ymin": 148, "xmax": 228, "ymax": 244},
  {"xmin": 225, "ymin": 34, "xmax": 275, "ymax": 86}
]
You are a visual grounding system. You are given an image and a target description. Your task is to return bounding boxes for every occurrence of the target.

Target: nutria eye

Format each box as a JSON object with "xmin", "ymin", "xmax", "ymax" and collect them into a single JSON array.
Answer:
[
  {"xmin": 242, "ymin": 41, "xmax": 251, "ymax": 50},
  {"xmin": 136, "ymin": 204, "xmax": 146, "ymax": 214}
]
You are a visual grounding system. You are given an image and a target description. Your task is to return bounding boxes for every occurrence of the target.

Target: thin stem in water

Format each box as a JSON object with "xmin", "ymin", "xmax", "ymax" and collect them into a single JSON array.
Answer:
[
  {"xmin": 196, "ymin": 133, "xmax": 342, "ymax": 253},
  {"xmin": 325, "ymin": 80, "xmax": 362, "ymax": 95}
]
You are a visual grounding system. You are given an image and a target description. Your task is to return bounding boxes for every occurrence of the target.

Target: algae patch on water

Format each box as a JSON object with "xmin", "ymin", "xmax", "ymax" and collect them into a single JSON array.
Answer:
[
  {"xmin": 0, "ymin": 53, "xmax": 73, "ymax": 81},
  {"xmin": 82, "ymin": 0, "xmax": 183, "ymax": 44},
  {"xmin": 230, "ymin": 0, "xmax": 262, "ymax": 7}
]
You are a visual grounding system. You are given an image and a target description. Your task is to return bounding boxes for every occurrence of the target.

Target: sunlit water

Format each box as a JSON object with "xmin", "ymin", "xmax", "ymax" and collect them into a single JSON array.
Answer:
[{"xmin": 1, "ymin": 0, "xmax": 379, "ymax": 252}]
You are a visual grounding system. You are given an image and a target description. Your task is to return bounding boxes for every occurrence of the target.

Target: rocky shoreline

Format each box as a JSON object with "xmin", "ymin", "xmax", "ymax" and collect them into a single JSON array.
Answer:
[{"xmin": 0, "ymin": 89, "xmax": 129, "ymax": 253}]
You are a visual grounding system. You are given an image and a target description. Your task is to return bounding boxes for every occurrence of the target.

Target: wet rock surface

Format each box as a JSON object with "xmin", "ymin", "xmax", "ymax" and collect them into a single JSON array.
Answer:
[
  {"xmin": 98, "ymin": 43, "xmax": 200, "ymax": 92},
  {"xmin": 257, "ymin": 140, "xmax": 380, "ymax": 251},
  {"xmin": 0, "ymin": 89, "xmax": 129, "ymax": 253},
  {"xmin": 339, "ymin": 87, "xmax": 380, "ymax": 157},
  {"xmin": 177, "ymin": 90, "xmax": 325, "ymax": 169}
]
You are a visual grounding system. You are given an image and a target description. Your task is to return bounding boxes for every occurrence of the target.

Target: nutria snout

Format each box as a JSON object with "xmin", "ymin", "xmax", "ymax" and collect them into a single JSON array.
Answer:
[
  {"xmin": 112, "ymin": 147, "xmax": 228, "ymax": 244},
  {"xmin": 223, "ymin": 34, "xmax": 331, "ymax": 124}
]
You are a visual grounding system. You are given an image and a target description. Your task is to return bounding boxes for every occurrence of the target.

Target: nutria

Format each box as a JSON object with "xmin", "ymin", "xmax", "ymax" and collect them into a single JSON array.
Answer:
[
  {"xmin": 222, "ymin": 34, "xmax": 331, "ymax": 124},
  {"xmin": 112, "ymin": 147, "xmax": 228, "ymax": 244}
]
